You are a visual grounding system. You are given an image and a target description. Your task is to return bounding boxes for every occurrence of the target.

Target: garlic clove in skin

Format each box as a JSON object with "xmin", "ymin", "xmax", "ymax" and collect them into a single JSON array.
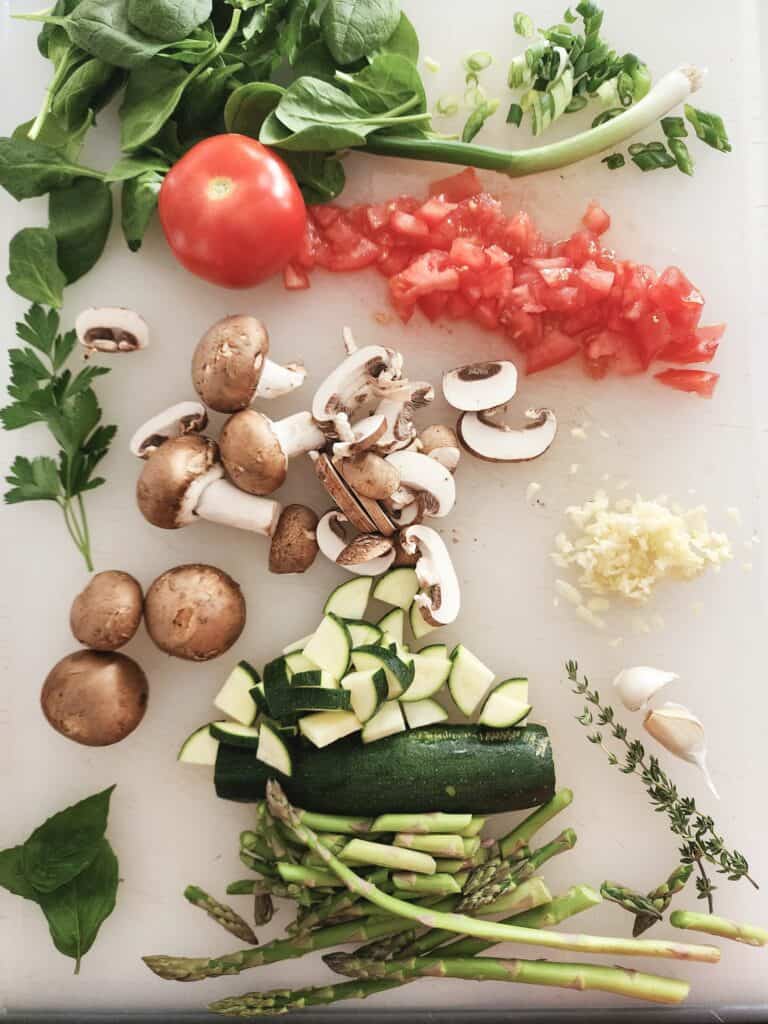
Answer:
[
  {"xmin": 643, "ymin": 702, "xmax": 719, "ymax": 800},
  {"xmin": 613, "ymin": 666, "xmax": 678, "ymax": 711}
]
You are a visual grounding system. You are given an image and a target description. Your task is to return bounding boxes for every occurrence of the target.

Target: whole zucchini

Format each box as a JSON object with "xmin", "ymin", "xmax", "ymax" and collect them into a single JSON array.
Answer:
[{"xmin": 215, "ymin": 724, "xmax": 555, "ymax": 815}]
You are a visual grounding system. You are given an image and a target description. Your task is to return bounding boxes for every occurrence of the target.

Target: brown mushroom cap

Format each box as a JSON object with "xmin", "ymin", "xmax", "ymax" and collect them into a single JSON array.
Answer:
[
  {"xmin": 219, "ymin": 410, "xmax": 287, "ymax": 496},
  {"xmin": 312, "ymin": 453, "xmax": 377, "ymax": 533},
  {"xmin": 70, "ymin": 571, "xmax": 144, "ymax": 651},
  {"xmin": 136, "ymin": 434, "xmax": 221, "ymax": 529},
  {"xmin": 340, "ymin": 452, "xmax": 401, "ymax": 501},
  {"xmin": 269, "ymin": 504, "xmax": 319, "ymax": 574},
  {"xmin": 419, "ymin": 424, "xmax": 460, "ymax": 453},
  {"xmin": 144, "ymin": 563, "xmax": 246, "ymax": 661},
  {"xmin": 41, "ymin": 650, "xmax": 149, "ymax": 747},
  {"xmin": 192, "ymin": 315, "xmax": 269, "ymax": 412}
]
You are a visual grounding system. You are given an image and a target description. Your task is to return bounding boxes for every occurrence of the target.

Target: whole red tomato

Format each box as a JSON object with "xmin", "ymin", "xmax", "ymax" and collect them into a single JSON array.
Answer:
[{"xmin": 158, "ymin": 135, "xmax": 307, "ymax": 289}]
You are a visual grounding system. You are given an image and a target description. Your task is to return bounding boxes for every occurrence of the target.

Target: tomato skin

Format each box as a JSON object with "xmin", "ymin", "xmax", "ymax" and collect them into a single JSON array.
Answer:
[
  {"xmin": 159, "ymin": 135, "xmax": 306, "ymax": 289},
  {"xmin": 655, "ymin": 369, "xmax": 719, "ymax": 397}
]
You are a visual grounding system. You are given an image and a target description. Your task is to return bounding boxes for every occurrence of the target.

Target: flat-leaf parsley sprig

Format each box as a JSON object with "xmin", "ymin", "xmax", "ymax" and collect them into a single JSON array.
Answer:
[
  {"xmin": 566, "ymin": 660, "xmax": 757, "ymax": 912},
  {"xmin": 1, "ymin": 304, "xmax": 116, "ymax": 570}
]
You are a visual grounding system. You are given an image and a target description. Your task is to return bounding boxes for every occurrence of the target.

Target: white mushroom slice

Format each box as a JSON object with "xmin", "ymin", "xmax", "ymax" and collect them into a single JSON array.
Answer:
[
  {"xmin": 331, "ymin": 415, "xmax": 387, "ymax": 460},
  {"xmin": 254, "ymin": 361, "xmax": 306, "ymax": 400},
  {"xmin": 312, "ymin": 345, "xmax": 402, "ymax": 425},
  {"xmin": 387, "ymin": 486, "xmax": 418, "ymax": 511},
  {"xmin": 372, "ymin": 381, "xmax": 435, "ymax": 455},
  {"xmin": 195, "ymin": 479, "xmax": 282, "ymax": 537},
  {"xmin": 384, "ymin": 451, "xmax": 456, "ymax": 518},
  {"xmin": 129, "ymin": 401, "xmax": 208, "ymax": 458},
  {"xmin": 316, "ymin": 511, "xmax": 395, "ymax": 576},
  {"xmin": 388, "ymin": 499, "xmax": 422, "ymax": 527},
  {"xmin": 418, "ymin": 425, "xmax": 461, "ymax": 473},
  {"xmin": 401, "ymin": 525, "xmax": 461, "ymax": 626},
  {"xmin": 458, "ymin": 407, "xmax": 558, "ymax": 463},
  {"xmin": 442, "ymin": 360, "xmax": 518, "ymax": 412},
  {"xmin": 76, "ymin": 307, "xmax": 149, "ymax": 353}
]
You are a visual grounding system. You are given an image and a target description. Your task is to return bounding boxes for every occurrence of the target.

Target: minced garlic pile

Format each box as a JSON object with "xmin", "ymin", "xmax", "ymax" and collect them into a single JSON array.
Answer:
[{"xmin": 552, "ymin": 491, "xmax": 733, "ymax": 606}]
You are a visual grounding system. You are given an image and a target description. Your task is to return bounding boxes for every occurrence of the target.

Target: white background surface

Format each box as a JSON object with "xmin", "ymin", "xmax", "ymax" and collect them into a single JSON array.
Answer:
[{"xmin": 1, "ymin": 0, "xmax": 767, "ymax": 1014}]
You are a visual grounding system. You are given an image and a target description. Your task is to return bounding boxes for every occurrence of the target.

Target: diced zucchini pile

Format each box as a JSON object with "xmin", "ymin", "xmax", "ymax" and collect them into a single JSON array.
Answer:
[{"xmin": 179, "ymin": 570, "xmax": 533, "ymax": 778}]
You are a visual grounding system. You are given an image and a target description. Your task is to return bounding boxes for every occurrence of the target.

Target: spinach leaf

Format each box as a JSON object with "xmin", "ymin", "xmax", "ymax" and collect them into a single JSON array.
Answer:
[
  {"xmin": 38, "ymin": 839, "xmax": 119, "ymax": 973},
  {"xmin": 224, "ymin": 81, "xmax": 284, "ymax": 135},
  {"xmin": 260, "ymin": 109, "xmax": 367, "ymax": 152},
  {"xmin": 0, "ymin": 846, "xmax": 39, "ymax": 902},
  {"xmin": 121, "ymin": 170, "xmax": 163, "ymax": 251},
  {"xmin": 13, "ymin": 111, "xmax": 94, "ymax": 164},
  {"xmin": 292, "ymin": 39, "xmax": 337, "ymax": 81},
  {"xmin": 106, "ymin": 152, "xmax": 170, "ymax": 182},
  {"xmin": 371, "ymin": 10, "xmax": 417, "ymax": 62},
  {"xmin": 240, "ymin": 0, "xmax": 290, "ymax": 43},
  {"xmin": 66, "ymin": 0, "xmax": 168, "ymax": 69},
  {"xmin": 341, "ymin": 53, "xmax": 425, "ymax": 115},
  {"xmin": 119, "ymin": 59, "xmax": 190, "ymax": 151},
  {"xmin": 38, "ymin": 0, "xmax": 81, "ymax": 60},
  {"xmin": 0, "ymin": 137, "xmax": 100, "ymax": 201},
  {"xmin": 51, "ymin": 58, "xmax": 122, "ymax": 131},
  {"xmin": 321, "ymin": 0, "xmax": 400, "ymax": 65},
  {"xmin": 126, "ymin": 0, "xmax": 213, "ymax": 43},
  {"xmin": 274, "ymin": 76, "xmax": 372, "ymax": 134},
  {"xmin": 49, "ymin": 178, "xmax": 113, "ymax": 283},
  {"xmin": 7, "ymin": 229, "xmax": 66, "ymax": 308},
  {"xmin": 280, "ymin": 0, "xmax": 314, "ymax": 63},
  {"xmin": 282, "ymin": 151, "xmax": 346, "ymax": 204},
  {"xmin": 177, "ymin": 63, "xmax": 242, "ymax": 140},
  {"xmin": 22, "ymin": 786, "xmax": 115, "ymax": 893}
]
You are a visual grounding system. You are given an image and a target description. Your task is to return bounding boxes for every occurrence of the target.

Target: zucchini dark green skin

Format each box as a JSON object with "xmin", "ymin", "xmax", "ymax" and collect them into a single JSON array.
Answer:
[{"xmin": 215, "ymin": 724, "xmax": 555, "ymax": 815}]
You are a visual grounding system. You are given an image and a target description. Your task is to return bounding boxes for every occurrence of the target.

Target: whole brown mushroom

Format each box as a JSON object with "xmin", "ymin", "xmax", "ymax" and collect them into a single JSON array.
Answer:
[
  {"xmin": 269, "ymin": 505, "xmax": 319, "ymax": 574},
  {"xmin": 70, "ymin": 571, "xmax": 144, "ymax": 651},
  {"xmin": 41, "ymin": 650, "xmax": 149, "ymax": 746},
  {"xmin": 144, "ymin": 564, "xmax": 246, "ymax": 661}
]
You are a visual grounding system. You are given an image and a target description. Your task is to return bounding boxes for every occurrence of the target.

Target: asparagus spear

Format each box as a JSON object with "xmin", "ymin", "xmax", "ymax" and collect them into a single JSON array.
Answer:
[
  {"xmin": 324, "ymin": 953, "xmax": 690, "ymax": 1006},
  {"xmin": 184, "ymin": 887, "xmax": 258, "ymax": 945},
  {"xmin": 499, "ymin": 789, "xmax": 574, "ymax": 859},
  {"xmin": 341, "ymin": 839, "xmax": 437, "ymax": 875},
  {"xmin": 299, "ymin": 810, "xmax": 372, "ymax": 835},
  {"xmin": 253, "ymin": 891, "xmax": 274, "ymax": 928},
  {"xmin": 434, "ymin": 847, "xmax": 491, "ymax": 874},
  {"xmin": 670, "ymin": 910, "xmax": 768, "ymax": 947},
  {"xmin": 277, "ymin": 863, "xmax": 343, "ymax": 888},
  {"xmin": 371, "ymin": 812, "xmax": 473, "ymax": 834},
  {"xmin": 394, "ymin": 834, "xmax": 466, "ymax": 858},
  {"xmin": 266, "ymin": 782, "xmax": 720, "ymax": 963},
  {"xmin": 634, "ymin": 865, "xmax": 694, "ymax": 937},
  {"xmin": 459, "ymin": 817, "xmax": 487, "ymax": 838},
  {"xmin": 602, "ymin": 882, "xmax": 664, "ymax": 921},
  {"xmin": 239, "ymin": 830, "xmax": 273, "ymax": 863},
  {"xmin": 354, "ymin": 927, "xmax": 419, "ymax": 961},
  {"xmin": 207, "ymin": 886, "xmax": 603, "ymax": 1016},
  {"xmin": 288, "ymin": 870, "xmax": 390, "ymax": 935},
  {"xmin": 392, "ymin": 873, "xmax": 463, "ymax": 896}
]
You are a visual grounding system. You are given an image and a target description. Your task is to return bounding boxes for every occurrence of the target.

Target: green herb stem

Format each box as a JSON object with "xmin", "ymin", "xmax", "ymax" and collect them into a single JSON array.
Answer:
[{"xmin": 28, "ymin": 48, "xmax": 76, "ymax": 142}]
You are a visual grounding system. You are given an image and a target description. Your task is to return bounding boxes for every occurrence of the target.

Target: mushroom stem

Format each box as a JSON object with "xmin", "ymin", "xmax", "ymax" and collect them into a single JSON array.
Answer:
[
  {"xmin": 195, "ymin": 479, "xmax": 282, "ymax": 537},
  {"xmin": 272, "ymin": 412, "xmax": 326, "ymax": 459},
  {"xmin": 254, "ymin": 360, "xmax": 307, "ymax": 400}
]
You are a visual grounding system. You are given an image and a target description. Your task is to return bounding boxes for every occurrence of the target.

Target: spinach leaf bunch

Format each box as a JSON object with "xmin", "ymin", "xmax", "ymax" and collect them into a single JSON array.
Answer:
[{"xmin": 0, "ymin": 787, "xmax": 119, "ymax": 973}]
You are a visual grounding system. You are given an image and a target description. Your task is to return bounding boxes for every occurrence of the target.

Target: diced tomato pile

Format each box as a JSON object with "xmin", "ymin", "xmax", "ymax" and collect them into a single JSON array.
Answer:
[{"xmin": 285, "ymin": 168, "xmax": 722, "ymax": 397}]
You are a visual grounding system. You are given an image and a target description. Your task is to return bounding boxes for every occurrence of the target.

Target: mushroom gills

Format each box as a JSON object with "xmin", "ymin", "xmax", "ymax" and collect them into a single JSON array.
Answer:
[
  {"xmin": 442, "ymin": 360, "xmax": 518, "ymax": 412},
  {"xmin": 402, "ymin": 525, "xmax": 461, "ymax": 627},
  {"xmin": 130, "ymin": 401, "xmax": 208, "ymax": 458},
  {"xmin": 317, "ymin": 512, "xmax": 395, "ymax": 577},
  {"xmin": 458, "ymin": 407, "xmax": 558, "ymax": 462},
  {"xmin": 75, "ymin": 307, "xmax": 149, "ymax": 353},
  {"xmin": 384, "ymin": 451, "xmax": 456, "ymax": 518},
  {"xmin": 312, "ymin": 345, "xmax": 401, "ymax": 425}
]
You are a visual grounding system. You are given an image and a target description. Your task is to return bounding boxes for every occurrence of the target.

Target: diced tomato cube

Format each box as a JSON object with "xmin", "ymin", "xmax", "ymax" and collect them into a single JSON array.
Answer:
[
  {"xmin": 538, "ymin": 266, "xmax": 576, "ymax": 289},
  {"xmin": 323, "ymin": 237, "xmax": 381, "ymax": 272},
  {"xmin": 419, "ymin": 290, "xmax": 451, "ymax": 322},
  {"xmin": 366, "ymin": 204, "xmax": 390, "ymax": 232},
  {"xmin": 655, "ymin": 369, "xmax": 719, "ymax": 397},
  {"xmin": 283, "ymin": 264, "xmax": 310, "ymax": 290},
  {"xmin": 563, "ymin": 229, "xmax": 600, "ymax": 266},
  {"xmin": 450, "ymin": 238, "xmax": 487, "ymax": 269},
  {"xmin": 417, "ymin": 197, "xmax": 457, "ymax": 226},
  {"xmin": 389, "ymin": 250, "xmax": 460, "ymax": 306},
  {"xmin": 377, "ymin": 247, "xmax": 412, "ymax": 277},
  {"xmin": 527, "ymin": 257, "xmax": 571, "ymax": 270},
  {"xmin": 482, "ymin": 266, "xmax": 516, "ymax": 301},
  {"xmin": 473, "ymin": 300, "xmax": 500, "ymax": 330},
  {"xmin": 634, "ymin": 311, "xmax": 673, "ymax": 367},
  {"xmin": 526, "ymin": 327, "xmax": 582, "ymax": 374},
  {"xmin": 504, "ymin": 211, "xmax": 537, "ymax": 254},
  {"xmin": 295, "ymin": 219, "xmax": 323, "ymax": 269},
  {"xmin": 649, "ymin": 266, "xmax": 704, "ymax": 329},
  {"xmin": 582, "ymin": 201, "xmax": 611, "ymax": 236},
  {"xmin": 578, "ymin": 261, "xmax": 615, "ymax": 295},
  {"xmin": 391, "ymin": 211, "xmax": 430, "ymax": 240},
  {"xmin": 312, "ymin": 205, "xmax": 341, "ymax": 228},
  {"xmin": 428, "ymin": 168, "xmax": 482, "ymax": 202},
  {"xmin": 658, "ymin": 324, "xmax": 723, "ymax": 365},
  {"xmin": 540, "ymin": 286, "xmax": 583, "ymax": 312},
  {"xmin": 485, "ymin": 244, "xmax": 511, "ymax": 267},
  {"xmin": 445, "ymin": 292, "xmax": 474, "ymax": 319},
  {"xmin": 584, "ymin": 331, "xmax": 643, "ymax": 378}
]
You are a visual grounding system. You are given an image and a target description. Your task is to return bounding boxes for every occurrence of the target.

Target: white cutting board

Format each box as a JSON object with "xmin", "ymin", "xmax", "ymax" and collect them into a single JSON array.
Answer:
[{"xmin": 1, "ymin": 0, "xmax": 767, "ymax": 1013}]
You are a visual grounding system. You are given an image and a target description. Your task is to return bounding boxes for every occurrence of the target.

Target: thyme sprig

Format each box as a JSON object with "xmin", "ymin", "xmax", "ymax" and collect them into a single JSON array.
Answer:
[{"xmin": 566, "ymin": 660, "xmax": 757, "ymax": 912}]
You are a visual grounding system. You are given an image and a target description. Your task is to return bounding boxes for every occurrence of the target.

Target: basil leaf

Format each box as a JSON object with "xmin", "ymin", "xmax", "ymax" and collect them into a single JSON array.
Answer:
[
  {"xmin": 51, "ymin": 58, "xmax": 124, "ymax": 131},
  {"xmin": 0, "ymin": 846, "xmax": 39, "ymax": 902},
  {"xmin": 119, "ymin": 59, "xmax": 190, "ymax": 151},
  {"xmin": 105, "ymin": 152, "xmax": 170, "ymax": 182},
  {"xmin": 224, "ymin": 82, "xmax": 284, "ymax": 136},
  {"xmin": 321, "ymin": 0, "xmax": 401, "ymax": 65},
  {"xmin": 282, "ymin": 151, "xmax": 346, "ymax": 205},
  {"xmin": 343, "ymin": 53, "xmax": 425, "ymax": 114},
  {"xmin": 49, "ymin": 178, "xmax": 113, "ymax": 284},
  {"xmin": 0, "ymin": 138, "xmax": 97, "ymax": 201},
  {"xmin": 38, "ymin": 839, "xmax": 119, "ymax": 973},
  {"xmin": 22, "ymin": 785, "xmax": 115, "ymax": 893},
  {"xmin": 126, "ymin": 0, "xmax": 212, "ymax": 43},
  {"xmin": 371, "ymin": 11, "xmax": 418, "ymax": 62},
  {"xmin": 13, "ymin": 111, "xmax": 94, "ymax": 164},
  {"xmin": 121, "ymin": 170, "xmax": 163, "ymax": 251},
  {"xmin": 66, "ymin": 0, "xmax": 168, "ymax": 69},
  {"xmin": 7, "ymin": 229, "xmax": 66, "ymax": 309}
]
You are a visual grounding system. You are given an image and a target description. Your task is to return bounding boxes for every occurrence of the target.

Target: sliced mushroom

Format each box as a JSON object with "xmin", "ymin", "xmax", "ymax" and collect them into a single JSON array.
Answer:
[
  {"xmin": 356, "ymin": 493, "xmax": 396, "ymax": 538},
  {"xmin": 136, "ymin": 434, "xmax": 281, "ymax": 536},
  {"xmin": 371, "ymin": 379, "xmax": 435, "ymax": 454},
  {"xmin": 312, "ymin": 343, "xmax": 403, "ymax": 430},
  {"xmin": 458, "ymin": 406, "xmax": 558, "ymax": 462},
  {"xmin": 316, "ymin": 511, "xmax": 396, "ymax": 576},
  {"xmin": 331, "ymin": 414, "xmax": 388, "ymax": 460},
  {"xmin": 442, "ymin": 360, "xmax": 518, "ymax": 412},
  {"xmin": 70, "ymin": 571, "xmax": 144, "ymax": 651},
  {"xmin": 339, "ymin": 452, "xmax": 401, "ymax": 501},
  {"xmin": 401, "ymin": 525, "xmax": 461, "ymax": 626},
  {"xmin": 384, "ymin": 450, "xmax": 456, "ymax": 518},
  {"xmin": 392, "ymin": 530, "xmax": 420, "ymax": 567},
  {"xmin": 337, "ymin": 533, "xmax": 394, "ymax": 566},
  {"xmin": 76, "ymin": 307, "xmax": 149, "ymax": 354},
  {"xmin": 129, "ymin": 401, "xmax": 208, "ymax": 458},
  {"xmin": 310, "ymin": 452, "xmax": 377, "ymax": 534},
  {"xmin": 220, "ymin": 410, "xmax": 325, "ymax": 496},
  {"xmin": 192, "ymin": 315, "xmax": 305, "ymax": 413},
  {"xmin": 144, "ymin": 564, "xmax": 246, "ymax": 661},
  {"xmin": 269, "ymin": 505, "xmax": 319, "ymax": 575},
  {"xmin": 418, "ymin": 425, "xmax": 461, "ymax": 473}
]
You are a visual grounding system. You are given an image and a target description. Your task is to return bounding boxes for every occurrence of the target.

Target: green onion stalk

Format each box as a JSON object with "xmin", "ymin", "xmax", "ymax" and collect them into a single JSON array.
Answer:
[{"xmin": 362, "ymin": 67, "xmax": 704, "ymax": 177}]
